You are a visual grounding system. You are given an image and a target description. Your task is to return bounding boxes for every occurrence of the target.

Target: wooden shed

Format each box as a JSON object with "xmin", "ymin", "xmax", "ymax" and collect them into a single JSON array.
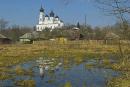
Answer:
[
  {"xmin": 0, "ymin": 34, "xmax": 12, "ymax": 44},
  {"xmin": 70, "ymin": 27, "xmax": 80, "ymax": 40}
]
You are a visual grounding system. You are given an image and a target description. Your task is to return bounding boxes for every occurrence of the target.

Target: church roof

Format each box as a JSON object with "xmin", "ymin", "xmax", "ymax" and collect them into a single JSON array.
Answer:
[
  {"xmin": 60, "ymin": 20, "xmax": 63, "ymax": 22},
  {"xmin": 50, "ymin": 11, "xmax": 55, "ymax": 17},
  {"xmin": 45, "ymin": 15, "xmax": 49, "ymax": 17},
  {"xmin": 40, "ymin": 5, "xmax": 44, "ymax": 12},
  {"xmin": 55, "ymin": 16, "xmax": 59, "ymax": 18}
]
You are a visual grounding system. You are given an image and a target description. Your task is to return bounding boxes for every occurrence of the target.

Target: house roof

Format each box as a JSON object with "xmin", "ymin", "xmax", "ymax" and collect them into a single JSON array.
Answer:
[
  {"xmin": 20, "ymin": 33, "xmax": 33, "ymax": 39},
  {"xmin": 105, "ymin": 32, "xmax": 120, "ymax": 39},
  {"xmin": 31, "ymin": 31, "xmax": 39, "ymax": 39},
  {"xmin": 0, "ymin": 34, "xmax": 7, "ymax": 39},
  {"xmin": 72, "ymin": 27, "xmax": 80, "ymax": 30},
  {"xmin": 20, "ymin": 31, "xmax": 40, "ymax": 40}
]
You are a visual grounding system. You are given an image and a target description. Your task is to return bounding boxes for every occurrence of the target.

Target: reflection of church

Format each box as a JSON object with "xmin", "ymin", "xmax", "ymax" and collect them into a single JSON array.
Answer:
[
  {"xmin": 36, "ymin": 5, "xmax": 64, "ymax": 31},
  {"xmin": 37, "ymin": 57, "xmax": 62, "ymax": 79},
  {"xmin": 39, "ymin": 65, "xmax": 44, "ymax": 78}
]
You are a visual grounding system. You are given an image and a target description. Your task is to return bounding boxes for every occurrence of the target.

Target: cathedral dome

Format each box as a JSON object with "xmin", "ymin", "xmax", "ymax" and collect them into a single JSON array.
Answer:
[
  {"xmin": 45, "ymin": 15, "xmax": 49, "ymax": 17},
  {"xmin": 50, "ymin": 11, "xmax": 55, "ymax": 17},
  {"xmin": 55, "ymin": 16, "xmax": 59, "ymax": 18},
  {"xmin": 40, "ymin": 6, "xmax": 44, "ymax": 12}
]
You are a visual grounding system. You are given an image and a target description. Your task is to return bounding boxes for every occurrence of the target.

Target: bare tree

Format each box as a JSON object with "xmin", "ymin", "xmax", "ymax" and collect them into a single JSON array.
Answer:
[
  {"xmin": 95, "ymin": 0, "xmax": 130, "ymax": 37},
  {"xmin": 0, "ymin": 18, "xmax": 8, "ymax": 31},
  {"xmin": 95, "ymin": 0, "xmax": 130, "ymax": 58}
]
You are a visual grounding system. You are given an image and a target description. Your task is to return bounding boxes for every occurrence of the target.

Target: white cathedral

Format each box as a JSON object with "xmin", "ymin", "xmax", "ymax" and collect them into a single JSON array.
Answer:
[{"xmin": 36, "ymin": 6, "xmax": 64, "ymax": 31}]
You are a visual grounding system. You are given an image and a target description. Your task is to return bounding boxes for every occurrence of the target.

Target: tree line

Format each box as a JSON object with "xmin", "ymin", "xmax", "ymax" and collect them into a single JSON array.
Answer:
[
  {"xmin": 0, "ymin": 18, "xmax": 130, "ymax": 41},
  {"xmin": 1, "ymin": 0, "xmax": 130, "ymax": 41},
  {"xmin": 0, "ymin": 19, "xmax": 32, "ymax": 41}
]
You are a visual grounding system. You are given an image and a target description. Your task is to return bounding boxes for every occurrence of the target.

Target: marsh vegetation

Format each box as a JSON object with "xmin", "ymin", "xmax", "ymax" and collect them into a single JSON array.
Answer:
[{"xmin": 0, "ymin": 40, "xmax": 130, "ymax": 87}]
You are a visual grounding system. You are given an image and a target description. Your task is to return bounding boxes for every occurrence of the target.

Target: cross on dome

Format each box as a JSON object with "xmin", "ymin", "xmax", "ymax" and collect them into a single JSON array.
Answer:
[
  {"xmin": 40, "ymin": 5, "xmax": 44, "ymax": 12},
  {"xmin": 50, "ymin": 11, "xmax": 55, "ymax": 17}
]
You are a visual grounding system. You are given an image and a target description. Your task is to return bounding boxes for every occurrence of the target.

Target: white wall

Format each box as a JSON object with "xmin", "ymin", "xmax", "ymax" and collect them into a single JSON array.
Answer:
[{"xmin": 36, "ymin": 11, "xmax": 64, "ymax": 31}]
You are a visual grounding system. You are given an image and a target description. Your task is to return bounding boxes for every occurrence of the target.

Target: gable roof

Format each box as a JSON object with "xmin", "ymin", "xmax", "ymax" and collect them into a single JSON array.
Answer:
[
  {"xmin": 20, "ymin": 31, "xmax": 40, "ymax": 40},
  {"xmin": 105, "ymin": 32, "xmax": 120, "ymax": 39},
  {"xmin": 20, "ymin": 33, "xmax": 33, "ymax": 39},
  {"xmin": 72, "ymin": 27, "xmax": 80, "ymax": 30},
  {"xmin": 0, "ymin": 34, "xmax": 7, "ymax": 39}
]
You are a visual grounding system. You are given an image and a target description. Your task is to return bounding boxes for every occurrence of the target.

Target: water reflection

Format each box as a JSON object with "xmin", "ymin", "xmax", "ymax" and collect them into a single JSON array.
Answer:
[
  {"xmin": 39, "ymin": 65, "xmax": 44, "ymax": 78},
  {"xmin": 37, "ymin": 57, "xmax": 63, "ymax": 79},
  {"xmin": 0, "ymin": 57, "xmax": 120, "ymax": 87}
]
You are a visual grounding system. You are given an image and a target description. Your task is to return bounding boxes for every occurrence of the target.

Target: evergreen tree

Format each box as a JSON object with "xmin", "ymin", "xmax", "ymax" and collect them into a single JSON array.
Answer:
[{"xmin": 77, "ymin": 22, "xmax": 80, "ymax": 29}]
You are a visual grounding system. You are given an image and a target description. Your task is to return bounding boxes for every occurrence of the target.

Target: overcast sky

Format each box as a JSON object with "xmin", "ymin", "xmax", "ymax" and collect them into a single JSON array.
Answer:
[{"xmin": 0, "ymin": 0, "xmax": 117, "ymax": 27}]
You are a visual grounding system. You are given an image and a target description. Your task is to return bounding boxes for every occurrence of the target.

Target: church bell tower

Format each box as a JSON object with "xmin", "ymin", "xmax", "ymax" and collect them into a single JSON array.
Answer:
[{"xmin": 39, "ymin": 5, "xmax": 45, "ymax": 24}]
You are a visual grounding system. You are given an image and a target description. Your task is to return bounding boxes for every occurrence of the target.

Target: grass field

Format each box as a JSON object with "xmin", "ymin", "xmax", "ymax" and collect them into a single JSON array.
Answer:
[
  {"xmin": 0, "ymin": 40, "xmax": 123, "ymax": 67},
  {"xmin": 0, "ymin": 40, "xmax": 130, "ymax": 87}
]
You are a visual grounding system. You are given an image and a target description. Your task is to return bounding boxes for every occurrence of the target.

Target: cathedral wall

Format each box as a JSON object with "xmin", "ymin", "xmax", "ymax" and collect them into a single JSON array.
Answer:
[{"xmin": 36, "ymin": 7, "xmax": 64, "ymax": 31}]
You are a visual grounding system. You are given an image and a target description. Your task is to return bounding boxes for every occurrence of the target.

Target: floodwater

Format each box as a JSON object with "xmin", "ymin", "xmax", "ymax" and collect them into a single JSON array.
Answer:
[{"xmin": 0, "ymin": 57, "xmax": 119, "ymax": 87}]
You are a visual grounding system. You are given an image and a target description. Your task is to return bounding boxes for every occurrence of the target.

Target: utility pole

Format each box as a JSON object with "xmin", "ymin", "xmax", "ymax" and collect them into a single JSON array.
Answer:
[{"xmin": 85, "ymin": 14, "xmax": 87, "ymax": 27}]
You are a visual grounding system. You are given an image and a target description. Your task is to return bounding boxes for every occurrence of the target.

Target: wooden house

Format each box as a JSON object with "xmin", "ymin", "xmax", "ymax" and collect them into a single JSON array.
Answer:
[
  {"xmin": 0, "ymin": 34, "xmax": 12, "ymax": 44},
  {"xmin": 19, "ymin": 33, "xmax": 34, "ymax": 44}
]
